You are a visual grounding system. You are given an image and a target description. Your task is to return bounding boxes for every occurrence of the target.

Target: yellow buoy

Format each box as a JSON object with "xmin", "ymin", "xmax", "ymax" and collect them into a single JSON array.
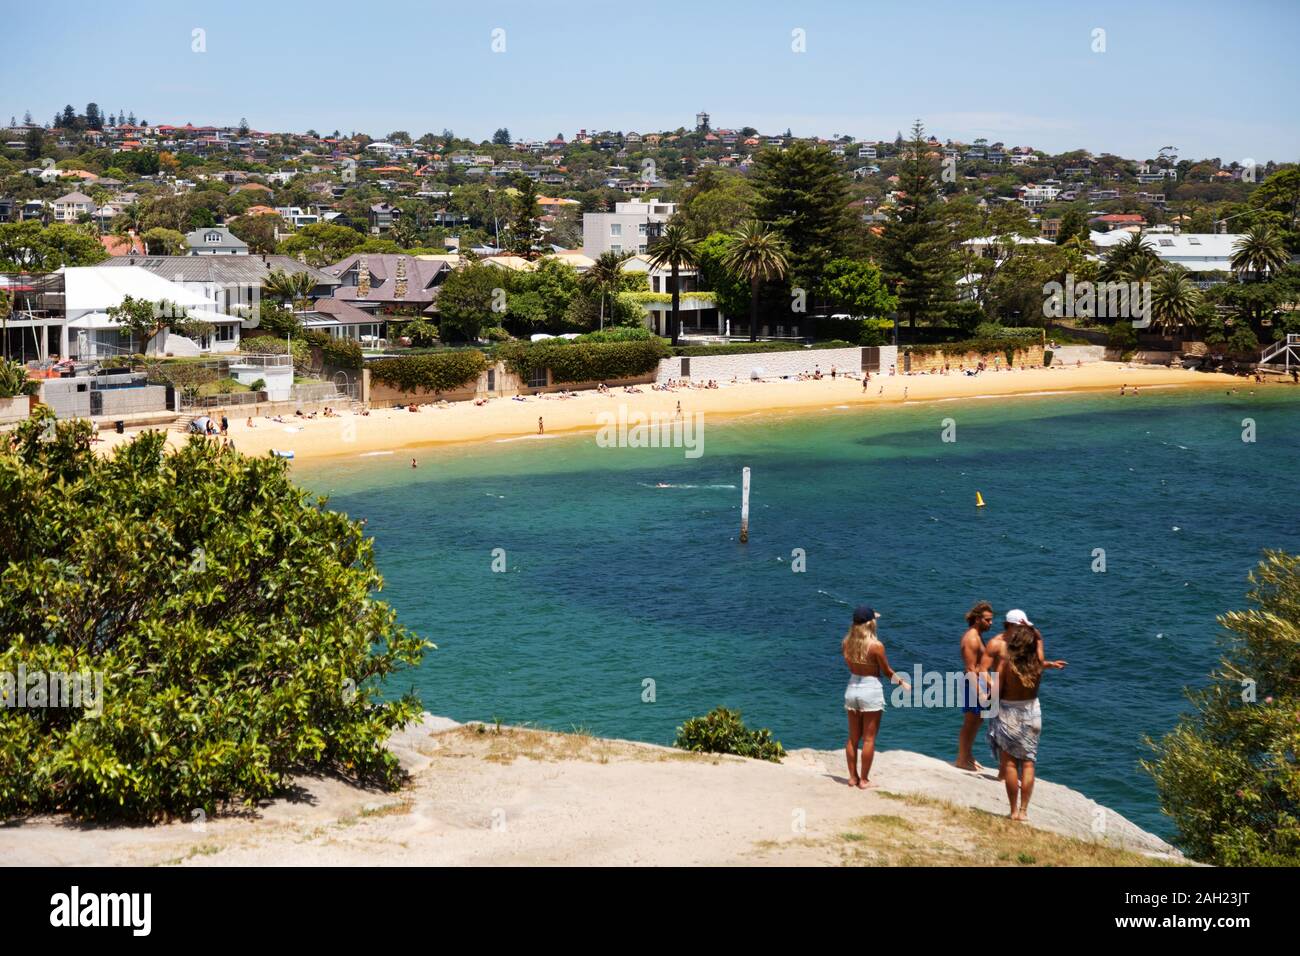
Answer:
[{"xmin": 975, "ymin": 491, "xmax": 986, "ymax": 508}]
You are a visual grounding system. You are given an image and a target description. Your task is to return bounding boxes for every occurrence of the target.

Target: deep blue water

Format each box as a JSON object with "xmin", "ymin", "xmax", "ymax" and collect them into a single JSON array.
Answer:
[{"xmin": 300, "ymin": 387, "xmax": 1300, "ymax": 838}]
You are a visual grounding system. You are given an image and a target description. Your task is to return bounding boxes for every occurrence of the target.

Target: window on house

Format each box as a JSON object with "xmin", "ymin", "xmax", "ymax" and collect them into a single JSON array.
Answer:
[
  {"xmin": 638, "ymin": 223, "xmax": 647, "ymax": 235},
  {"xmin": 610, "ymin": 244, "xmax": 622, "ymax": 254},
  {"xmin": 527, "ymin": 368, "xmax": 548, "ymax": 388},
  {"xmin": 610, "ymin": 223, "xmax": 622, "ymax": 237}
]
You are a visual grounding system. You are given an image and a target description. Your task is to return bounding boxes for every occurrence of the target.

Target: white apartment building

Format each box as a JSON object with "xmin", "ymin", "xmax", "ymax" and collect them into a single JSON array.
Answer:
[
  {"xmin": 1017, "ymin": 184, "xmax": 1061, "ymax": 208},
  {"xmin": 581, "ymin": 200, "xmax": 678, "ymax": 257}
]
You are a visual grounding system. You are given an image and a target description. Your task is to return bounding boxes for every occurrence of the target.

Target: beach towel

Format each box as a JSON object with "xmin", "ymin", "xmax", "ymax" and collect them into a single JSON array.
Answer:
[{"xmin": 988, "ymin": 697, "xmax": 1041, "ymax": 763}]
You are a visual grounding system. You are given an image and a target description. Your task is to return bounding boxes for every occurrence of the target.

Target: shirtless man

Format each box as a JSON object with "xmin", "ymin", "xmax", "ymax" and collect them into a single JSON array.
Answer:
[
  {"xmin": 956, "ymin": 601, "xmax": 994, "ymax": 770},
  {"xmin": 980, "ymin": 609, "xmax": 1066, "ymax": 775}
]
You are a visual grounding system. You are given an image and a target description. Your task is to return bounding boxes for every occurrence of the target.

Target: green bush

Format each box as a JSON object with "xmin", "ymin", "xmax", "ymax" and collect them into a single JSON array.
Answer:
[
  {"xmin": 1144, "ymin": 552, "xmax": 1300, "ymax": 865},
  {"xmin": 482, "ymin": 326, "xmax": 511, "ymax": 343},
  {"xmin": 904, "ymin": 337, "xmax": 1041, "ymax": 358},
  {"xmin": 576, "ymin": 326, "xmax": 655, "ymax": 344},
  {"xmin": 1107, "ymin": 323, "xmax": 1138, "ymax": 352},
  {"xmin": 321, "ymin": 337, "xmax": 363, "ymax": 371},
  {"xmin": 674, "ymin": 707, "xmax": 785, "ymax": 762},
  {"xmin": 499, "ymin": 338, "xmax": 670, "ymax": 384},
  {"xmin": 370, "ymin": 350, "xmax": 489, "ymax": 393},
  {"xmin": 0, "ymin": 411, "xmax": 428, "ymax": 821},
  {"xmin": 0, "ymin": 359, "xmax": 39, "ymax": 399},
  {"xmin": 399, "ymin": 318, "xmax": 441, "ymax": 348},
  {"xmin": 250, "ymin": 378, "xmax": 266, "ymax": 392}
]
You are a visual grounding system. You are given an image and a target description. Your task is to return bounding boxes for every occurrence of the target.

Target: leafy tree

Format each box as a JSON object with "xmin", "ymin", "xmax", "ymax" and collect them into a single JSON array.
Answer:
[
  {"xmin": 84, "ymin": 103, "xmax": 102, "ymax": 131},
  {"xmin": 821, "ymin": 257, "xmax": 897, "ymax": 322},
  {"xmin": 276, "ymin": 223, "xmax": 366, "ymax": 267},
  {"xmin": 141, "ymin": 227, "xmax": 186, "ymax": 255},
  {"xmin": 751, "ymin": 140, "xmax": 851, "ymax": 290},
  {"xmin": 228, "ymin": 212, "xmax": 281, "ymax": 254},
  {"xmin": 877, "ymin": 121, "xmax": 959, "ymax": 327},
  {"xmin": 646, "ymin": 220, "xmax": 699, "ymax": 346},
  {"xmin": 105, "ymin": 295, "xmax": 183, "ymax": 353},
  {"xmin": 1144, "ymin": 551, "xmax": 1300, "ymax": 865},
  {"xmin": 722, "ymin": 221, "xmax": 789, "ymax": 342},
  {"xmin": 433, "ymin": 262, "xmax": 502, "ymax": 341},
  {"xmin": 492, "ymin": 128, "xmax": 511, "ymax": 146},
  {"xmin": 1055, "ymin": 207, "xmax": 1090, "ymax": 245},
  {"xmin": 0, "ymin": 222, "xmax": 108, "ymax": 271},
  {"xmin": 678, "ymin": 168, "xmax": 756, "ymax": 237},
  {"xmin": 0, "ymin": 412, "xmax": 427, "ymax": 820}
]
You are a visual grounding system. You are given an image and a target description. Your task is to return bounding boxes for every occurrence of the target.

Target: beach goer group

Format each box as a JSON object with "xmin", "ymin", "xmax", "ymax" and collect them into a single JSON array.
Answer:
[{"xmin": 841, "ymin": 601, "xmax": 1065, "ymax": 821}]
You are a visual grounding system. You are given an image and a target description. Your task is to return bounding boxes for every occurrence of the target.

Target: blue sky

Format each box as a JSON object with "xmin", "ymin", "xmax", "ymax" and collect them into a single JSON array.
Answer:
[{"xmin": 4, "ymin": 0, "xmax": 1297, "ymax": 162}]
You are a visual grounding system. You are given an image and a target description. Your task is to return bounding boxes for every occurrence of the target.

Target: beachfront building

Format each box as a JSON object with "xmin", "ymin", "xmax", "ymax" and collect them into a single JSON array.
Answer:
[
  {"xmin": 317, "ymin": 253, "xmax": 452, "ymax": 345},
  {"xmin": 57, "ymin": 266, "xmax": 243, "ymax": 359},
  {"xmin": 93, "ymin": 254, "xmax": 339, "ymax": 316},
  {"xmin": 1089, "ymin": 231, "xmax": 1244, "ymax": 285},
  {"xmin": 582, "ymin": 200, "xmax": 677, "ymax": 257}
]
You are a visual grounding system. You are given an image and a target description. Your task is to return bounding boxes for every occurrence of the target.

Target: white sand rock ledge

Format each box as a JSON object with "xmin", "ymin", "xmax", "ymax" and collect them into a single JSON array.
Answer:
[{"xmin": 2, "ymin": 713, "xmax": 1185, "ymax": 866}]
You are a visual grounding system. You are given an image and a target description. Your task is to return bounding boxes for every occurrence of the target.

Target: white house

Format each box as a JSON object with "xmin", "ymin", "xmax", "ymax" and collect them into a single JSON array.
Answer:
[
  {"xmin": 61, "ymin": 266, "xmax": 242, "ymax": 359},
  {"xmin": 1090, "ymin": 231, "xmax": 1244, "ymax": 280},
  {"xmin": 51, "ymin": 191, "xmax": 97, "ymax": 222}
]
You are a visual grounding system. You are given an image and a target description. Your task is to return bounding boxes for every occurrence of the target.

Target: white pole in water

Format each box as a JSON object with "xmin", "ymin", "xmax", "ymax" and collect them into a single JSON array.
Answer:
[{"xmin": 739, "ymin": 466, "xmax": 751, "ymax": 543}]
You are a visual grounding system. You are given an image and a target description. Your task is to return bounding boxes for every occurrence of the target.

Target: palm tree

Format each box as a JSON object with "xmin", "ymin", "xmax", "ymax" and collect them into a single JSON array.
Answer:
[
  {"xmin": 585, "ymin": 250, "xmax": 630, "ymax": 331},
  {"xmin": 262, "ymin": 269, "xmax": 315, "ymax": 312},
  {"xmin": 1231, "ymin": 223, "xmax": 1288, "ymax": 281},
  {"xmin": 1150, "ymin": 267, "xmax": 1201, "ymax": 346},
  {"xmin": 646, "ymin": 220, "xmax": 699, "ymax": 345},
  {"xmin": 721, "ymin": 221, "xmax": 788, "ymax": 342},
  {"xmin": 1100, "ymin": 231, "xmax": 1158, "ymax": 282}
]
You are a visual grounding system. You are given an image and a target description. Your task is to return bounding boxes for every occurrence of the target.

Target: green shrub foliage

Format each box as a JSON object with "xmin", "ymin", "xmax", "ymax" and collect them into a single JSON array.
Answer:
[
  {"xmin": 499, "ymin": 338, "xmax": 669, "ymax": 384},
  {"xmin": 369, "ymin": 350, "xmax": 489, "ymax": 393},
  {"xmin": 1144, "ymin": 551, "xmax": 1300, "ymax": 865},
  {"xmin": 0, "ymin": 411, "xmax": 428, "ymax": 820},
  {"xmin": 674, "ymin": 706, "xmax": 785, "ymax": 762}
]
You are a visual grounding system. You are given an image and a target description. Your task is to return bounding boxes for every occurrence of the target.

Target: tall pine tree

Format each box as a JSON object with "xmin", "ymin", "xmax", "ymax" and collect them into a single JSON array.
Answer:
[
  {"xmin": 751, "ymin": 140, "xmax": 852, "ymax": 295},
  {"xmin": 877, "ymin": 120, "xmax": 959, "ymax": 329}
]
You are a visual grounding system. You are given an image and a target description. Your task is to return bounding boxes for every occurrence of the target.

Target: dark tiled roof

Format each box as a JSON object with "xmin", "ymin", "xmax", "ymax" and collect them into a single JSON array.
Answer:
[
  {"xmin": 324, "ymin": 254, "xmax": 448, "ymax": 305},
  {"xmin": 93, "ymin": 254, "xmax": 340, "ymax": 288}
]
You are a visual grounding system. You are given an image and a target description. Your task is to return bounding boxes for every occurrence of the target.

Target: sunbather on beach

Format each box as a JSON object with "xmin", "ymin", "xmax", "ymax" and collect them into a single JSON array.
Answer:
[{"xmin": 842, "ymin": 606, "xmax": 910, "ymax": 789}]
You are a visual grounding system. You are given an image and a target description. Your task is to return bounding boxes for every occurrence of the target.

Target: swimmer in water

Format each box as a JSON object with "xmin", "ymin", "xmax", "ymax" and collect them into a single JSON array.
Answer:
[{"xmin": 411, "ymin": 458, "xmax": 417, "ymax": 468}]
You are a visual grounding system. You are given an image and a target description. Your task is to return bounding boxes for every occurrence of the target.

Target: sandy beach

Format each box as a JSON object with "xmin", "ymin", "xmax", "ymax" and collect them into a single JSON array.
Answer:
[{"xmin": 95, "ymin": 362, "xmax": 1251, "ymax": 464}]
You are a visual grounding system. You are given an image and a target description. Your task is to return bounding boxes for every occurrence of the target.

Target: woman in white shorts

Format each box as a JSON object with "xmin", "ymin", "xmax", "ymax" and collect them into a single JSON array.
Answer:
[{"xmin": 842, "ymin": 606, "xmax": 910, "ymax": 789}]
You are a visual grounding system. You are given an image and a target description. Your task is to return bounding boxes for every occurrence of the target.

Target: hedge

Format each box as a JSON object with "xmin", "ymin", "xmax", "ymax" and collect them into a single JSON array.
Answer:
[
  {"xmin": 320, "ymin": 337, "xmax": 363, "ymax": 371},
  {"xmin": 498, "ymin": 338, "xmax": 670, "ymax": 384},
  {"xmin": 902, "ymin": 337, "xmax": 1042, "ymax": 357},
  {"xmin": 618, "ymin": 290, "xmax": 717, "ymax": 305},
  {"xmin": 369, "ymin": 350, "xmax": 489, "ymax": 393},
  {"xmin": 672, "ymin": 339, "xmax": 856, "ymax": 357}
]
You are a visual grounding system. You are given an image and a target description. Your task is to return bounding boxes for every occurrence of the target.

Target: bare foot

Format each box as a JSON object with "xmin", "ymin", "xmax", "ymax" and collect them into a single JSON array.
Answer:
[
  {"xmin": 847, "ymin": 775, "xmax": 860, "ymax": 788},
  {"xmin": 954, "ymin": 759, "xmax": 984, "ymax": 772},
  {"xmin": 1014, "ymin": 809, "xmax": 1028, "ymax": 821},
  {"xmin": 858, "ymin": 779, "xmax": 874, "ymax": 789}
]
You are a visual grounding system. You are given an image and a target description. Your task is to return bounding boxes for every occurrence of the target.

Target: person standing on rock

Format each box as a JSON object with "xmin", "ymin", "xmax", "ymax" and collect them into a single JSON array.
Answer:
[
  {"xmin": 842, "ymin": 606, "xmax": 910, "ymax": 790},
  {"xmin": 987, "ymin": 623, "xmax": 1062, "ymax": 821},
  {"xmin": 981, "ymin": 611, "xmax": 1065, "ymax": 783},
  {"xmin": 956, "ymin": 600, "xmax": 994, "ymax": 771}
]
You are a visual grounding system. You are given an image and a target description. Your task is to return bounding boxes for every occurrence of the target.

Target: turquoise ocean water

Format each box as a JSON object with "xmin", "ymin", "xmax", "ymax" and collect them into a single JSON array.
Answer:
[{"xmin": 300, "ymin": 387, "xmax": 1300, "ymax": 838}]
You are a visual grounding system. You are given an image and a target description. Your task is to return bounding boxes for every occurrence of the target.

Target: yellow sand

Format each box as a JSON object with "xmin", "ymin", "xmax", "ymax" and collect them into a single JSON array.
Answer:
[{"xmin": 95, "ymin": 362, "xmax": 1251, "ymax": 464}]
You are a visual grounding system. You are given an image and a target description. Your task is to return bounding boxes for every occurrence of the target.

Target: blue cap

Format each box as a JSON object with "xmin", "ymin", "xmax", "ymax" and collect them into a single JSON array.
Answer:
[{"xmin": 853, "ymin": 605, "xmax": 877, "ymax": 625}]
